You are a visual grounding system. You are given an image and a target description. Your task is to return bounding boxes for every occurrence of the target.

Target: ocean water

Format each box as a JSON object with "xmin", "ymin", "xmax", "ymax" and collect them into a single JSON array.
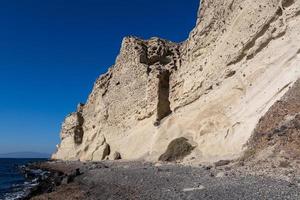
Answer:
[{"xmin": 0, "ymin": 158, "xmax": 46, "ymax": 200}]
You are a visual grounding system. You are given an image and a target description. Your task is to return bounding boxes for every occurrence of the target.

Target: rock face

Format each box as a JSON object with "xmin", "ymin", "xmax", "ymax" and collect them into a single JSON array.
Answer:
[
  {"xmin": 245, "ymin": 79, "xmax": 300, "ymax": 161},
  {"xmin": 52, "ymin": 0, "xmax": 300, "ymax": 162}
]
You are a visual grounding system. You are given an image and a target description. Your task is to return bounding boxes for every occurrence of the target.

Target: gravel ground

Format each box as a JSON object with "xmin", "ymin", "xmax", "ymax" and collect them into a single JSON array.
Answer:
[{"xmin": 31, "ymin": 161, "xmax": 300, "ymax": 200}]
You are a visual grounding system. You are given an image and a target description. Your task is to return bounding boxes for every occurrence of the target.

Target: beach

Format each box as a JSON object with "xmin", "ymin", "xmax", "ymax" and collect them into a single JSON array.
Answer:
[{"xmin": 24, "ymin": 160, "xmax": 300, "ymax": 200}]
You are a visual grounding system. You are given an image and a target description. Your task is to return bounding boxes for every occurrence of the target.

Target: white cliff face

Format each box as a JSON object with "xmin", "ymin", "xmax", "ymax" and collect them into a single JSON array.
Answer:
[{"xmin": 52, "ymin": 0, "xmax": 300, "ymax": 163}]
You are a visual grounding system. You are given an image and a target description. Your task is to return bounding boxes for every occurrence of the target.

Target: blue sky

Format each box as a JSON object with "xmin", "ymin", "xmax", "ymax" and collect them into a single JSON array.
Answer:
[{"xmin": 0, "ymin": 0, "xmax": 199, "ymax": 154}]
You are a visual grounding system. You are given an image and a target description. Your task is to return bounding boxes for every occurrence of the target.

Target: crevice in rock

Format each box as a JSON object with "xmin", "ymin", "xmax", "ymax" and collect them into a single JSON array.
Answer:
[
  {"xmin": 73, "ymin": 112, "xmax": 84, "ymax": 145},
  {"xmin": 155, "ymin": 70, "xmax": 172, "ymax": 125},
  {"xmin": 102, "ymin": 143, "xmax": 111, "ymax": 160},
  {"xmin": 225, "ymin": 70, "xmax": 236, "ymax": 78}
]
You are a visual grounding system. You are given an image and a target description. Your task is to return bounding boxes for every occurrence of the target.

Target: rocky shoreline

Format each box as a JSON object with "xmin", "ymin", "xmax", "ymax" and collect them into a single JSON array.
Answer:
[
  {"xmin": 19, "ymin": 161, "xmax": 84, "ymax": 200},
  {"xmin": 20, "ymin": 160, "xmax": 300, "ymax": 200}
]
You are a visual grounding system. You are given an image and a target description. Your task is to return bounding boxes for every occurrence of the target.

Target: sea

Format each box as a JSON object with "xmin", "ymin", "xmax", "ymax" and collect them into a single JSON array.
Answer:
[{"xmin": 0, "ymin": 158, "xmax": 47, "ymax": 200}]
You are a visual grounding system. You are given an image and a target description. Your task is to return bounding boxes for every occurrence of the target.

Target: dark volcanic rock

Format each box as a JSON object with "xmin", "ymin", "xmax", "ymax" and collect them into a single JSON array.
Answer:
[{"xmin": 247, "ymin": 79, "xmax": 300, "ymax": 160}]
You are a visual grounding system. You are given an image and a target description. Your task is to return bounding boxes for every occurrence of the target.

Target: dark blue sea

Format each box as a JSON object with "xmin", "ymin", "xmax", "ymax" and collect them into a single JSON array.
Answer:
[{"xmin": 0, "ymin": 158, "xmax": 46, "ymax": 200}]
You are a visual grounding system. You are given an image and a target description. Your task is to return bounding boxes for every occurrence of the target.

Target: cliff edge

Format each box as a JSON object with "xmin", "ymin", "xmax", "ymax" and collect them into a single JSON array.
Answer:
[{"xmin": 52, "ymin": 0, "xmax": 300, "ymax": 163}]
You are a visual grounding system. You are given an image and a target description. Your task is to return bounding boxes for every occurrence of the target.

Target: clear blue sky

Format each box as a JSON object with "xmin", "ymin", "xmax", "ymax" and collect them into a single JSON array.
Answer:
[{"xmin": 0, "ymin": 0, "xmax": 199, "ymax": 154}]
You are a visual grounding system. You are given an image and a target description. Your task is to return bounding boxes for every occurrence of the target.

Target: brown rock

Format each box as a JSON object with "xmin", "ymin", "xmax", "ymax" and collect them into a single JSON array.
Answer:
[{"xmin": 159, "ymin": 137, "xmax": 195, "ymax": 162}]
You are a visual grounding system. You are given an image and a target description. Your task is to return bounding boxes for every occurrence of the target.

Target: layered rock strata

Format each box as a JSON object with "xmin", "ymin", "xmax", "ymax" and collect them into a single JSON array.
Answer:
[{"xmin": 53, "ymin": 0, "xmax": 300, "ymax": 162}]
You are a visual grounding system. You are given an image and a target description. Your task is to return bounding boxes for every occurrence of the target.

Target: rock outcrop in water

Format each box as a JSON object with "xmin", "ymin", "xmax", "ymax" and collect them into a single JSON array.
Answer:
[{"xmin": 52, "ymin": 0, "xmax": 300, "ymax": 163}]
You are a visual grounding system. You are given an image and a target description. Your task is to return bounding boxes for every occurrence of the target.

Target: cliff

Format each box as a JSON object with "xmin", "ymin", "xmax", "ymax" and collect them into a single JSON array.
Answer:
[{"xmin": 52, "ymin": 0, "xmax": 300, "ymax": 163}]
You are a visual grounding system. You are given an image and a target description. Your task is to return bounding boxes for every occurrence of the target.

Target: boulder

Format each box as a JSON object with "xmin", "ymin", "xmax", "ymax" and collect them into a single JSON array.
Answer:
[{"xmin": 159, "ymin": 137, "xmax": 194, "ymax": 162}]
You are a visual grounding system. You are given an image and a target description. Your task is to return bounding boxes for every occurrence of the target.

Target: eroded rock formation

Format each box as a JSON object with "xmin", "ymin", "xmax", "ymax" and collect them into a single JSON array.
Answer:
[{"xmin": 52, "ymin": 0, "xmax": 300, "ymax": 163}]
